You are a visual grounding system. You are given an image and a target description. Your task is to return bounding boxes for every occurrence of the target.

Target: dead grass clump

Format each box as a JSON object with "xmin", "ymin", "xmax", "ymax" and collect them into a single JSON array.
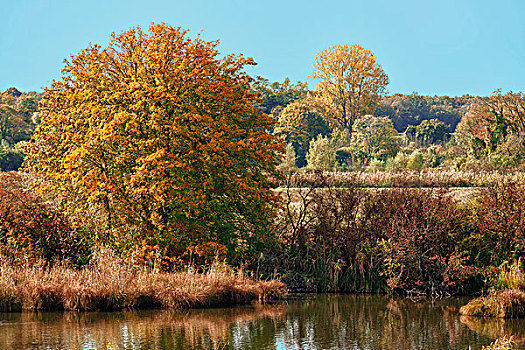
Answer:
[
  {"xmin": 0, "ymin": 248, "xmax": 287, "ymax": 311},
  {"xmin": 460, "ymin": 289, "xmax": 525, "ymax": 318}
]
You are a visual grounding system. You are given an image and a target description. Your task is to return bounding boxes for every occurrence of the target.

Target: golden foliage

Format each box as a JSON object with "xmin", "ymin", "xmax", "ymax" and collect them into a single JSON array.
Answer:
[
  {"xmin": 312, "ymin": 44, "xmax": 389, "ymax": 132},
  {"xmin": 24, "ymin": 23, "xmax": 283, "ymax": 251}
]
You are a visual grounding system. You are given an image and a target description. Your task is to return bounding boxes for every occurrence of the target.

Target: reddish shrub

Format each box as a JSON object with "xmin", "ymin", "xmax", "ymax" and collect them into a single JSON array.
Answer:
[
  {"xmin": 366, "ymin": 188, "xmax": 473, "ymax": 294},
  {"xmin": 0, "ymin": 172, "xmax": 87, "ymax": 265},
  {"xmin": 468, "ymin": 181, "xmax": 525, "ymax": 266},
  {"xmin": 275, "ymin": 172, "xmax": 480, "ymax": 294}
]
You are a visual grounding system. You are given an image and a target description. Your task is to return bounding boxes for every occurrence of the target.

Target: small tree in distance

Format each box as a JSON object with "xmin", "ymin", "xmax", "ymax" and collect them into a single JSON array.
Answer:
[
  {"xmin": 24, "ymin": 23, "xmax": 283, "ymax": 258},
  {"xmin": 306, "ymin": 134, "xmax": 336, "ymax": 170},
  {"xmin": 312, "ymin": 44, "xmax": 389, "ymax": 133}
]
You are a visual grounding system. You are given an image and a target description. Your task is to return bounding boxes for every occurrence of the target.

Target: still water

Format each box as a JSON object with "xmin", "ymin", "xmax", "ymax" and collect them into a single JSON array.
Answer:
[{"xmin": 0, "ymin": 295, "xmax": 524, "ymax": 350}]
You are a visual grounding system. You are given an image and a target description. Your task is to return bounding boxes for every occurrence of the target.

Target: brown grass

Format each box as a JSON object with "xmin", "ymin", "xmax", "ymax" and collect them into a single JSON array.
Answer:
[
  {"xmin": 482, "ymin": 336, "xmax": 515, "ymax": 350},
  {"xmin": 460, "ymin": 290, "xmax": 525, "ymax": 318},
  {"xmin": 0, "ymin": 248, "xmax": 287, "ymax": 311},
  {"xmin": 276, "ymin": 170, "xmax": 525, "ymax": 188}
]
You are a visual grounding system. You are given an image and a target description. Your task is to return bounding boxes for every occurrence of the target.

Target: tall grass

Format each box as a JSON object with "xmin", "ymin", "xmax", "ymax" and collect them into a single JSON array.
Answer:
[
  {"xmin": 0, "ymin": 248, "xmax": 287, "ymax": 311},
  {"xmin": 494, "ymin": 260, "xmax": 525, "ymax": 291},
  {"xmin": 275, "ymin": 169, "xmax": 525, "ymax": 188}
]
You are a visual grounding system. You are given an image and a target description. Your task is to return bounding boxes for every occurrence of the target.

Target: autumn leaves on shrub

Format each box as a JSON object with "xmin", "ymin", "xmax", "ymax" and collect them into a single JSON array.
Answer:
[
  {"xmin": 270, "ymin": 174, "xmax": 525, "ymax": 294},
  {"xmin": 0, "ymin": 172, "xmax": 87, "ymax": 265}
]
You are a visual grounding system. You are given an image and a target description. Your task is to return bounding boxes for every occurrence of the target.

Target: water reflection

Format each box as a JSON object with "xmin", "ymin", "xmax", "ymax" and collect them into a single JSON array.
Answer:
[
  {"xmin": 460, "ymin": 315, "xmax": 525, "ymax": 346},
  {"xmin": 0, "ymin": 295, "xmax": 521, "ymax": 350}
]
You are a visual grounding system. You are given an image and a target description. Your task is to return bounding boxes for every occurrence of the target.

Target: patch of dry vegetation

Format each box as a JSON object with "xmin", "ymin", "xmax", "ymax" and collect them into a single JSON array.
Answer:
[
  {"xmin": 482, "ymin": 336, "xmax": 515, "ymax": 350},
  {"xmin": 277, "ymin": 170, "xmax": 525, "ymax": 188},
  {"xmin": 461, "ymin": 261, "xmax": 525, "ymax": 319},
  {"xmin": 0, "ymin": 248, "xmax": 287, "ymax": 311},
  {"xmin": 460, "ymin": 290, "xmax": 525, "ymax": 318}
]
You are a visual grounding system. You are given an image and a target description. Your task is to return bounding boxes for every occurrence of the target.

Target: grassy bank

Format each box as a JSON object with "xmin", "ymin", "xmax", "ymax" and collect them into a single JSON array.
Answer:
[
  {"xmin": 460, "ymin": 262, "xmax": 525, "ymax": 319},
  {"xmin": 460, "ymin": 290, "xmax": 525, "ymax": 318},
  {"xmin": 0, "ymin": 249, "xmax": 287, "ymax": 312}
]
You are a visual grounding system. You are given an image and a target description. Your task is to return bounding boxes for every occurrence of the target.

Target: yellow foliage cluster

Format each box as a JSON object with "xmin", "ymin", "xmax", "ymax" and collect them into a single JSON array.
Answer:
[
  {"xmin": 24, "ymin": 23, "xmax": 283, "ymax": 253},
  {"xmin": 128, "ymin": 241, "xmax": 228, "ymax": 271},
  {"xmin": 312, "ymin": 44, "xmax": 389, "ymax": 132}
]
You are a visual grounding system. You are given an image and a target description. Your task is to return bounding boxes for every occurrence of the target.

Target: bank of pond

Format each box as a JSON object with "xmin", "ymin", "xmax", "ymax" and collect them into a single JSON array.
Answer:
[
  {"xmin": 0, "ymin": 295, "xmax": 524, "ymax": 350},
  {"xmin": 0, "ymin": 252, "xmax": 286, "ymax": 312},
  {"xmin": 1, "ymin": 252, "xmax": 524, "ymax": 349}
]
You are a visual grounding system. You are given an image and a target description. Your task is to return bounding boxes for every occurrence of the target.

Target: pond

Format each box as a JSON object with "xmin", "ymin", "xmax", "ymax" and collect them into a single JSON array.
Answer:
[{"xmin": 0, "ymin": 295, "xmax": 524, "ymax": 349}]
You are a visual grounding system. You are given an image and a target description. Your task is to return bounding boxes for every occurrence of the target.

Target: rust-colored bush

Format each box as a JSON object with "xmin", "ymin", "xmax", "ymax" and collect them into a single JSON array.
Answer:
[
  {"xmin": 366, "ymin": 188, "xmax": 472, "ymax": 294},
  {"xmin": 468, "ymin": 181, "xmax": 525, "ymax": 266},
  {"xmin": 273, "ymin": 172, "xmax": 482, "ymax": 294},
  {"xmin": 0, "ymin": 172, "xmax": 87, "ymax": 265}
]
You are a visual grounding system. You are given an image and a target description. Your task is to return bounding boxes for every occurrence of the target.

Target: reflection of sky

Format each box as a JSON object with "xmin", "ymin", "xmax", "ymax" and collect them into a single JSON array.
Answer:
[{"xmin": 2, "ymin": 0, "xmax": 525, "ymax": 96}]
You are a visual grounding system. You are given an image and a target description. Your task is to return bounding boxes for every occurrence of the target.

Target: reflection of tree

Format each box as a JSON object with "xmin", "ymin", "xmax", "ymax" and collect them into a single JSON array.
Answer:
[
  {"xmin": 460, "ymin": 315, "xmax": 525, "ymax": 346},
  {"xmin": 0, "ymin": 305, "xmax": 286, "ymax": 350},
  {"xmin": 273, "ymin": 296, "xmax": 492, "ymax": 350}
]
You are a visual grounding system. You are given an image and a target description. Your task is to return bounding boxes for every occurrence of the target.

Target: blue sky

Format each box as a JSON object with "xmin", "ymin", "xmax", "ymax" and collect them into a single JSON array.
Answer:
[{"xmin": 2, "ymin": 0, "xmax": 525, "ymax": 96}]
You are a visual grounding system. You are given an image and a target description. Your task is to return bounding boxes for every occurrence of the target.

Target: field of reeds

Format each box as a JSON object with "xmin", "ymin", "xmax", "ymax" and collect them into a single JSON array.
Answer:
[
  {"xmin": 274, "ymin": 169, "xmax": 525, "ymax": 188},
  {"xmin": 0, "ymin": 248, "xmax": 287, "ymax": 312}
]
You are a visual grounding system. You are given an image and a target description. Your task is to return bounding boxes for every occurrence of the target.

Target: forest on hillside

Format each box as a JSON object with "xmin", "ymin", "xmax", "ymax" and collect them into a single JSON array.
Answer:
[{"xmin": 0, "ymin": 87, "xmax": 40, "ymax": 171}]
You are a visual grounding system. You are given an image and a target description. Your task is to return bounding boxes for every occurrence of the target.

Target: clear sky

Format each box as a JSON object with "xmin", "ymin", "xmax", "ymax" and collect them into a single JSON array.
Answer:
[{"xmin": 2, "ymin": 0, "xmax": 525, "ymax": 96}]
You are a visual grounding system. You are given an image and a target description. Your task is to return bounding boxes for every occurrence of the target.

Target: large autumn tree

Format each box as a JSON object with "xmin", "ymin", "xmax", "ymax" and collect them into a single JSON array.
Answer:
[
  {"xmin": 24, "ymin": 23, "xmax": 283, "ymax": 257},
  {"xmin": 312, "ymin": 44, "xmax": 389, "ymax": 133}
]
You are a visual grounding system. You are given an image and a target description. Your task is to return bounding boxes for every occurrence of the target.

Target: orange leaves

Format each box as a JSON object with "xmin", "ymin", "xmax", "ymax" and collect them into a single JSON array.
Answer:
[{"xmin": 25, "ymin": 23, "xmax": 283, "ymax": 254}]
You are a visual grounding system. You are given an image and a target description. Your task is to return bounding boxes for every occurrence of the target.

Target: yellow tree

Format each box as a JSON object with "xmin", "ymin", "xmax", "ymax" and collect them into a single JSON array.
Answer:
[
  {"xmin": 24, "ymin": 23, "xmax": 283, "ymax": 256},
  {"xmin": 312, "ymin": 44, "xmax": 389, "ymax": 133}
]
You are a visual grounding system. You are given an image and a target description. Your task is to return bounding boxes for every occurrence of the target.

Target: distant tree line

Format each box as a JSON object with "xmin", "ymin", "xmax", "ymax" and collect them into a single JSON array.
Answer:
[
  {"xmin": 0, "ymin": 88, "xmax": 40, "ymax": 171},
  {"xmin": 1, "ymin": 49, "xmax": 523, "ymax": 174}
]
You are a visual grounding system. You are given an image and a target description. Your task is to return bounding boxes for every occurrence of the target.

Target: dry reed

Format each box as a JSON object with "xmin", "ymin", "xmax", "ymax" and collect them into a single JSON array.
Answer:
[
  {"xmin": 0, "ymin": 248, "xmax": 287, "ymax": 311},
  {"xmin": 276, "ymin": 170, "xmax": 525, "ymax": 188},
  {"xmin": 482, "ymin": 336, "xmax": 515, "ymax": 350}
]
